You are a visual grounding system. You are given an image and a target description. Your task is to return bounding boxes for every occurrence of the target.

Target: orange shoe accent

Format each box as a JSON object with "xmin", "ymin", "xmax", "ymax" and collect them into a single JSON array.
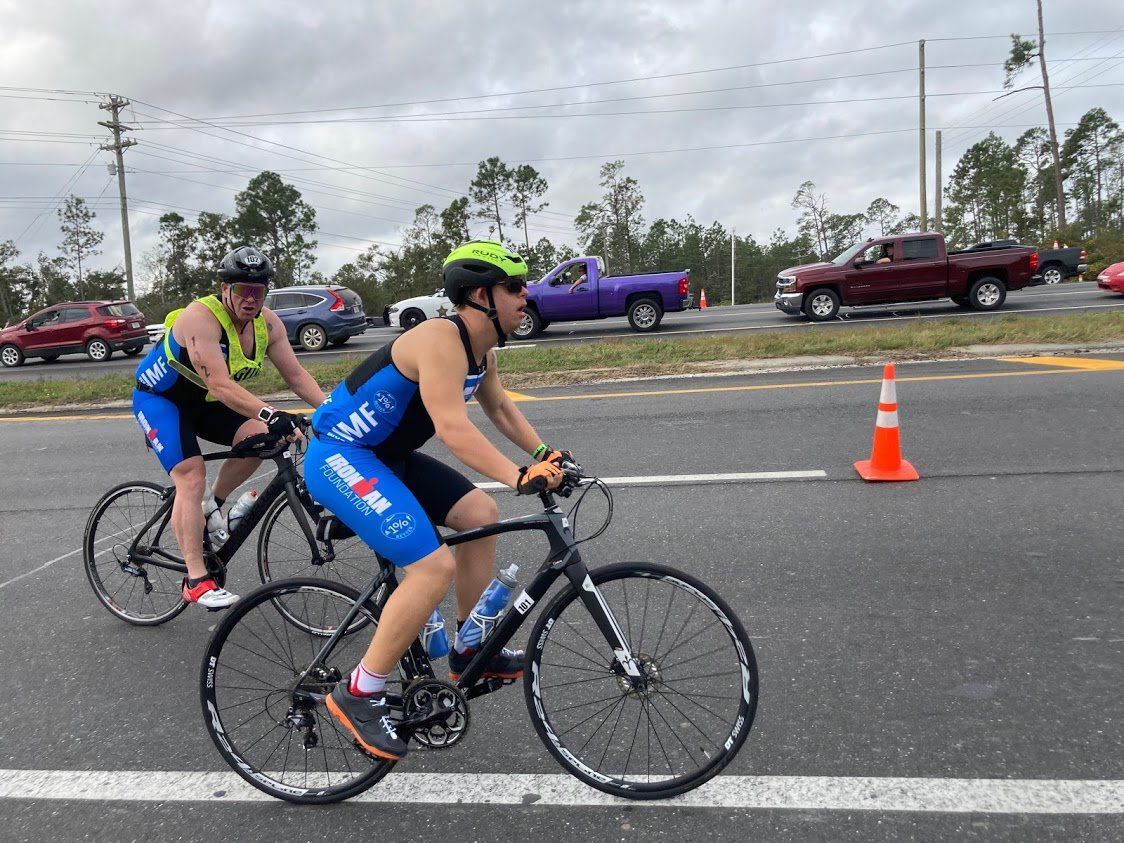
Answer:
[
  {"xmin": 854, "ymin": 363, "xmax": 919, "ymax": 482},
  {"xmin": 699, "ymin": 288, "xmax": 708, "ymax": 308},
  {"xmin": 448, "ymin": 668, "xmax": 523, "ymax": 682},
  {"xmin": 324, "ymin": 692, "xmax": 403, "ymax": 761}
]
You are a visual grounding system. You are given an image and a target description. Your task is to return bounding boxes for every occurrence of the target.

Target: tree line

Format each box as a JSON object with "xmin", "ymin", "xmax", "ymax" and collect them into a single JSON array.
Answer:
[{"xmin": 2, "ymin": 103, "xmax": 1121, "ymax": 325}]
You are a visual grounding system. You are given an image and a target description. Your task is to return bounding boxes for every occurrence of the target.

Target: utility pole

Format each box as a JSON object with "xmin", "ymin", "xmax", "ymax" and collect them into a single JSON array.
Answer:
[
  {"xmin": 918, "ymin": 39, "xmax": 927, "ymax": 231},
  {"xmin": 98, "ymin": 95, "xmax": 137, "ymax": 300},
  {"xmin": 934, "ymin": 130, "xmax": 943, "ymax": 231},
  {"xmin": 730, "ymin": 228, "xmax": 736, "ymax": 306},
  {"xmin": 1036, "ymin": 0, "xmax": 1066, "ymax": 232}
]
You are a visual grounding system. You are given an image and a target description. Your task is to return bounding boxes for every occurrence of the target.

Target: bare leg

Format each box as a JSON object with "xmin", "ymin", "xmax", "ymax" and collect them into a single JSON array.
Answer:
[
  {"xmin": 211, "ymin": 419, "xmax": 267, "ymax": 500},
  {"xmin": 360, "ymin": 547, "xmax": 456, "ymax": 675},
  {"xmin": 170, "ymin": 456, "xmax": 209, "ymax": 580},
  {"xmin": 444, "ymin": 489, "xmax": 499, "ymax": 621}
]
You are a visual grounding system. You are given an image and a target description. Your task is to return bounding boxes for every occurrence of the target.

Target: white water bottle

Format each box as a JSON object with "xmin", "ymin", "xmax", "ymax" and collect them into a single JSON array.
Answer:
[
  {"xmin": 202, "ymin": 494, "xmax": 229, "ymax": 547},
  {"xmin": 227, "ymin": 490, "xmax": 259, "ymax": 534}
]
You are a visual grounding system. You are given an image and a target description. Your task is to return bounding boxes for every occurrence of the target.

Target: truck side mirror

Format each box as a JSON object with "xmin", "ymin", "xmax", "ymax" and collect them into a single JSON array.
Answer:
[{"xmin": 852, "ymin": 260, "xmax": 863, "ymax": 269}]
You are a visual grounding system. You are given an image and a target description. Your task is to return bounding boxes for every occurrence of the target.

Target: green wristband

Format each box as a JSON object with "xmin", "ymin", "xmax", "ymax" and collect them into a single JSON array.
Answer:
[{"xmin": 532, "ymin": 443, "xmax": 548, "ymax": 460}]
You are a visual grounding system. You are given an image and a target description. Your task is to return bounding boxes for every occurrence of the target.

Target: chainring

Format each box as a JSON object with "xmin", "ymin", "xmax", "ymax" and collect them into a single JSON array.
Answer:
[{"xmin": 402, "ymin": 678, "xmax": 470, "ymax": 750}]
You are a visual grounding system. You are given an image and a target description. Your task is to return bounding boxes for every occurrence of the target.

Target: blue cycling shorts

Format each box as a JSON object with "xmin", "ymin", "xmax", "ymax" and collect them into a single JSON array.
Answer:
[
  {"xmin": 132, "ymin": 388, "xmax": 249, "ymax": 474},
  {"xmin": 304, "ymin": 437, "xmax": 475, "ymax": 567}
]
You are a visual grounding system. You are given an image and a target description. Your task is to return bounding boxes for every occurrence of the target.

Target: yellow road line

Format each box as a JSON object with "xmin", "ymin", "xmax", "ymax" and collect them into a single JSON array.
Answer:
[
  {"xmin": 4, "ymin": 365, "xmax": 1114, "ymax": 422},
  {"xmin": 999, "ymin": 356, "xmax": 1124, "ymax": 370},
  {"xmin": 504, "ymin": 389, "xmax": 536, "ymax": 401}
]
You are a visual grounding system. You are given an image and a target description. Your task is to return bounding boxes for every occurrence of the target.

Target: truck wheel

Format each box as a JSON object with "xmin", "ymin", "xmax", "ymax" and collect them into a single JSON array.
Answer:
[
  {"xmin": 513, "ymin": 307, "xmax": 543, "ymax": 340},
  {"xmin": 627, "ymin": 297, "xmax": 663, "ymax": 332},
  {"xmin": 803, "ymin": 288, "xmax": 840, "ymax": 321},
  {"xmin": 400, "ymin": 309, "xmax": 425, "ymax": 330},
  {"xmin": 1041, "ymin": 264, "xmax": 1064, "ymax": 285},
  {"xmin": 968, "ymin": 277, "xmax": 1007, "ymax": 311}
]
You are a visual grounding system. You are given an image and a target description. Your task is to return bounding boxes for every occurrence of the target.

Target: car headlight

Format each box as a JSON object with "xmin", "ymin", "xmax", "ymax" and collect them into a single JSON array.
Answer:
[
  {"xmin": 388, "ymin": 306, "xmax": 400, "ymax": 313},
  {"xmin": 778, "ymin": 277, "xmax": 797, "ymax": 292}
]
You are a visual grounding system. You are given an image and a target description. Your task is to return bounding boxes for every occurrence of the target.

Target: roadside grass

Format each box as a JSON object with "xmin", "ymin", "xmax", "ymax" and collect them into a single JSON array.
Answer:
[{"xmin": 2, "ymin": 311, "xmax": 1122, "ymax": 410}]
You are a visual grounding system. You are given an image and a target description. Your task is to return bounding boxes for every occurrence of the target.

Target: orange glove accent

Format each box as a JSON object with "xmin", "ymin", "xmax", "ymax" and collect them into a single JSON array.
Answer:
[{"xmin": 517, "ymin": 460, "xmax": 564, "ymax": 494}]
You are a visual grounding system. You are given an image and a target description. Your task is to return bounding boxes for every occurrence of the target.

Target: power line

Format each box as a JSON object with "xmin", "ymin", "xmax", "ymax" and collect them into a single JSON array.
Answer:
[{"xmin": 183, "ymin": 31, "xmax": 1122, "ymax": 122}]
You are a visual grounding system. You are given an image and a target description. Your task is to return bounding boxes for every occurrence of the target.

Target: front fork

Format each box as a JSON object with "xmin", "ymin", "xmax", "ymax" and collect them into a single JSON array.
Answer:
[{"xmin": 564, "ymin": 563, "xmax": 645, "ymax": 682}]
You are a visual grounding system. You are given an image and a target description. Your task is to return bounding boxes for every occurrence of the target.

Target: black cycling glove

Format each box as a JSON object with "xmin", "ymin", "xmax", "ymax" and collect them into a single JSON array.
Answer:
[{"xmin": 265, "ymin": 410, "xmax": 301, "ymax": 438}]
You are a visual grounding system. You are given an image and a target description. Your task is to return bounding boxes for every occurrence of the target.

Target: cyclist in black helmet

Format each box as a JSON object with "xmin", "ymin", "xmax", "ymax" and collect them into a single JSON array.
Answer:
[
  {"xmin": 305, "ymin": 240, "xmax": 573, "ymax": 761},
  {"xmin": 131, "ymin": 245, "xmax": 326, "ymax": 609}
]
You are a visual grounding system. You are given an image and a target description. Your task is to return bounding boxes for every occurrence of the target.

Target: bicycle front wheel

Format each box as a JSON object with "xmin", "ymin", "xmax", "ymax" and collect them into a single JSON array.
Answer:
[
  {"xmin": 201, "ymin": 577, "xmax": 398, "ymax": 804},
  {"xmin": 524, "ymin": 562, "xmax": 757, "ymax": 799},
  {"xmin": 257, "ymin": 493, "xmax": 379, "ymax": 591},
  {"xmin": 84, "ymin": 481, "xmax": 188, "ymax": 626}
]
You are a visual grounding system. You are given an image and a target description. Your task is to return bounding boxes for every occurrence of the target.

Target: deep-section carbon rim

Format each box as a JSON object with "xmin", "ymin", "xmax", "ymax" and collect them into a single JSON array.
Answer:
[
  {"xmin": 524, "ymin": 562, "xmax": 757, "ymax": 799},
  {"xmin": 200, "ymin": 578, "xmax": 397, "ymax": 803}
]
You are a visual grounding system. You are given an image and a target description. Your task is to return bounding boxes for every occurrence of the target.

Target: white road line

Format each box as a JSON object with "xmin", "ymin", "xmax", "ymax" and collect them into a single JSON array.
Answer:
[
  {"xmin": 475, "ymin": 470, "xmax": 826, "ymax": 491},
  {"xmin": 0, "ymin": 770, "xmax": 1120, "ymax": 813}
]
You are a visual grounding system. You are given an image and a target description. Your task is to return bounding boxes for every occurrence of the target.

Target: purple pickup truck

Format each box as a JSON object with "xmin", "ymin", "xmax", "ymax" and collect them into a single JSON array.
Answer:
[{"xmin": 512, "ymin": 256, "xmax": 693, "ymax": 340}]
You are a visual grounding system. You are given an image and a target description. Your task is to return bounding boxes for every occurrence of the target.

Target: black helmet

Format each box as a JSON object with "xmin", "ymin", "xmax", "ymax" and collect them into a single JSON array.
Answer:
[
  {"xmin": 442, "ymin": 240, "xmax": 527, "ymax": 305},
  {"xmin": 217, "ymin": 245, "xmax": 274, "ymax": 283}
]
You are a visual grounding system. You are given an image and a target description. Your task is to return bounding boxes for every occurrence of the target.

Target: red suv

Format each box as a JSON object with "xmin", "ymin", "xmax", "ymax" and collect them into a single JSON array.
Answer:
[{"xmin": 0, "ymin": 300, "xmax": 148, "ymax": 367}]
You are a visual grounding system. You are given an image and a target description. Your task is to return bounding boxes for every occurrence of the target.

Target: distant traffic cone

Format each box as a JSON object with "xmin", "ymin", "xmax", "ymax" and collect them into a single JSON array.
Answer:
[
  {"xmin": 700, "ymin": 288, "xmax": 708, "ymax": 308},
  {"xmin": 854, "ymin": 363, "xmax": 919, "ymax": 482}
]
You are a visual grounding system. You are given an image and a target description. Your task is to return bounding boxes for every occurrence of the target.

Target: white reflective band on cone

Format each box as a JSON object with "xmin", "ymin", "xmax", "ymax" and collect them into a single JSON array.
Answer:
[
  {"xmin": 879, "ymin": 377, "xmax": 897, "ymax": 405},
  {"xmin": 876, "ymin": 409, "xmax": 899, "ymax": 427}
]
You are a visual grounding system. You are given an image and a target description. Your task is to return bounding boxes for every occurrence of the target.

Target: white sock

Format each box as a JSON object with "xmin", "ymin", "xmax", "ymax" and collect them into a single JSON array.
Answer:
[{"xmin": 349, "ymin": 663, "xmax": 387, "ymax": 697}]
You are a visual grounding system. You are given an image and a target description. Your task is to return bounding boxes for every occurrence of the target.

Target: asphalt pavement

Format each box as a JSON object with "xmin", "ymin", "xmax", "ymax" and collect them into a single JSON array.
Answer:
[
  {"xmin": 2, "ymin": 281, "xmax": 1120, "ymax": 382},
  {"xmin": 0, "ymin": 353, "xmax": 1121, "ymax": 841}
]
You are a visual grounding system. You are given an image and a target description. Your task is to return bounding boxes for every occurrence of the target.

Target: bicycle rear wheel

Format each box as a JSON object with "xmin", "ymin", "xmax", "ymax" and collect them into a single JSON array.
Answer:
[
  {"xmin": 201, "ymin": 577, "xmax": 399, "ymax": 804},
  {"xmin": 524, "ymin": 562, "xmax": 757, "ymax": 799},
  {"xmin": 84, "ymin": 481, "xmax": 188, "ymax": 626}
]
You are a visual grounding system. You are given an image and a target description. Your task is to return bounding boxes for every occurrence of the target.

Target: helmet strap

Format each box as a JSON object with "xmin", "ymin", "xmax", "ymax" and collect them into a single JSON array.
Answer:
[{"xmin": 463, "ymin": 287, "xmax": 506, "ymax": 348}]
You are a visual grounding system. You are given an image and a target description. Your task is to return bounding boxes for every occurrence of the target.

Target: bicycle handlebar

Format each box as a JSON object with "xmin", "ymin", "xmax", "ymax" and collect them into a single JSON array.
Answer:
[{"xmin": 228, "ymin": 415, "xmax": 312, "ymax": 460}]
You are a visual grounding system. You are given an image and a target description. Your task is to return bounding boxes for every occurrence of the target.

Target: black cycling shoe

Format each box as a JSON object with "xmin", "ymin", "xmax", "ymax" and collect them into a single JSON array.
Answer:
[
  {"xmin": 325, "ymin": 685, "xmax": 408, "ymax": 760},
  {"xmin": 448, "ymin": 646, "xmax": 524, "ymax": 681}
]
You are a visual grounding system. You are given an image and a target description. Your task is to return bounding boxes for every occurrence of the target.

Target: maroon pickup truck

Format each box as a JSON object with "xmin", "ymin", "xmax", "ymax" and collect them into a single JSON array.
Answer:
[{"xmin": 774, "ymin": 233, "xmax": 1040, "ymax": 321}]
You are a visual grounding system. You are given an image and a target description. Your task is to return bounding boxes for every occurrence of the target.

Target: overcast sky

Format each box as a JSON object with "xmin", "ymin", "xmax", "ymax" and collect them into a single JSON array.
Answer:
[{"xmin": 2, "ymin": 0, "xmax": 1122, "ymax": 285}]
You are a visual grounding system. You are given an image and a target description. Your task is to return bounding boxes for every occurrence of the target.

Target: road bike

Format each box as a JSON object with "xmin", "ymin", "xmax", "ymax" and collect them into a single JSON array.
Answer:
[
  {"xmin": 84, "ymin": 422, "xmax": 377, "ymax": 625},
  {"xmin": 200, "ymin": 465, "xmax": 758, "ymax": 803}
]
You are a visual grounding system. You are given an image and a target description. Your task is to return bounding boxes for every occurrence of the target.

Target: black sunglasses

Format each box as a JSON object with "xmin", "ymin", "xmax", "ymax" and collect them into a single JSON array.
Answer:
[{"xmin": 499, "ymin": 279, "xmax": 528, "ymax": 294}]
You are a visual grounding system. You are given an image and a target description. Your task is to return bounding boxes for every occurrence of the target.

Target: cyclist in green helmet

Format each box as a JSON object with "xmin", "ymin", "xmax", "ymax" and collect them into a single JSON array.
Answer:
[{"xmin": 305, "ymin": 240, "xmax": 574, "ymax": 760}]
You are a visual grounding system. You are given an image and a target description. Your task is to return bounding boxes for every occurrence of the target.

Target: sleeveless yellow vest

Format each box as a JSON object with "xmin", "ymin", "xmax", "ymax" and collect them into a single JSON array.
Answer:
[{"xmin": 164, "ymin": 295, "xmax": 268, "ymax": 401}]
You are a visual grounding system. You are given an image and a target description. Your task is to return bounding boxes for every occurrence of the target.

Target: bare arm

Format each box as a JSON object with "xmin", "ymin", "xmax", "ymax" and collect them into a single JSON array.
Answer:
[
  {"xmin": 475, "ymin": 353, "xmax": 544, "ymax": 456},
  {"xmin": 263, "ymin": 308, "xmax": 327, "ymax": 408},
  {"xmin": 415, "ymin": 327, "xmax": 523, "ymax": 489},
  {"xmin": 175, "ymin": 304, "xmax": 273, "ymax": 420}
]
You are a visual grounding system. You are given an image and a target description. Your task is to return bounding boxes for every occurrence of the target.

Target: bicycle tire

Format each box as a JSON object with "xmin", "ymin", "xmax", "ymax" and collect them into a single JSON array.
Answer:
[
  {"xmin": 201, "ymin": 577, "xmax": 398, "ymax": 804},
  {"xmin": 524, "ymin": 562, "xmax": 757, "ymax": 799},
  {"xmin": 84, "ymin": 481, "xmax": 189, "ymax": 626},
  {"xmin": 256, "ymin": 492, "xmax": 381, "ymax": 592}
]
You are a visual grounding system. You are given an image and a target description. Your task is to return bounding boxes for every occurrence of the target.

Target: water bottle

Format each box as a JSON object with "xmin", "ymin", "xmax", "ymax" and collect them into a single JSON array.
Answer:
[
  {"xmin": 421, "ymin": 609, "xmax": 450, "ymax": 659},
  {"xmin": 227, "ymin": 490, "xmax": 258, "ymax": 534},
  {"xmin": 458, "ymin": 564, "xmax": 519, "ymax": 650},
  {"xmin": 202, "ymin": 494, "xmax": 228, "ymax": 546}
]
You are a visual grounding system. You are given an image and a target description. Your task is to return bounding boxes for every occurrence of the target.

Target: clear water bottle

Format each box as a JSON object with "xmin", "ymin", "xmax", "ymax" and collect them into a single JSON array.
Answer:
[
  {"xmin": 227, "ymin": 489, "xmax": 259, "ymax": 534},
  {"xmin": 458, "ymin": 564, "xmax": 519, "ymax": 650},
  {"xmin": 421, "ymin": 609, "xmax": 450, "ymax": 659},
  {"xmin": 202, "ymin": 494, "xmax": 228, "ymax": 546}
]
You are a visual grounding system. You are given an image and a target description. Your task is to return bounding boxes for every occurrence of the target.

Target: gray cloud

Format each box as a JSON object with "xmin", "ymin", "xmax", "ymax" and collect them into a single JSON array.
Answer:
[{"xmin": 2, "ymin": 0, "xmax": 1122, "ymax": 283}]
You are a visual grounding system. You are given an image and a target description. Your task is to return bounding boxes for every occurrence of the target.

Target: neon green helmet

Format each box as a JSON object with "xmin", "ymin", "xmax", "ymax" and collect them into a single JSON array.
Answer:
[{"xmin": 442, "ymin": 240, "xmax": 527, "ymax": 305}]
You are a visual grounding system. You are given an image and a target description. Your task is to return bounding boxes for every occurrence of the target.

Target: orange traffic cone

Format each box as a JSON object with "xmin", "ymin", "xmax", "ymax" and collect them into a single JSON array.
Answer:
[
  {"xmin": 854, "ymin": 363, "xmax": 919, "ymax": 482},
  {"xmin": 700, "ymin": 288, "xmax": 708, "ymax": 308}
]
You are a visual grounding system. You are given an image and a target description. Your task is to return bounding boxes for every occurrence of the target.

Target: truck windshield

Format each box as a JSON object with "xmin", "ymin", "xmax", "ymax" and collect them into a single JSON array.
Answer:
[{"xmin": 830, "ymin": 242, "xmax": 868, "ymax": 265}]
